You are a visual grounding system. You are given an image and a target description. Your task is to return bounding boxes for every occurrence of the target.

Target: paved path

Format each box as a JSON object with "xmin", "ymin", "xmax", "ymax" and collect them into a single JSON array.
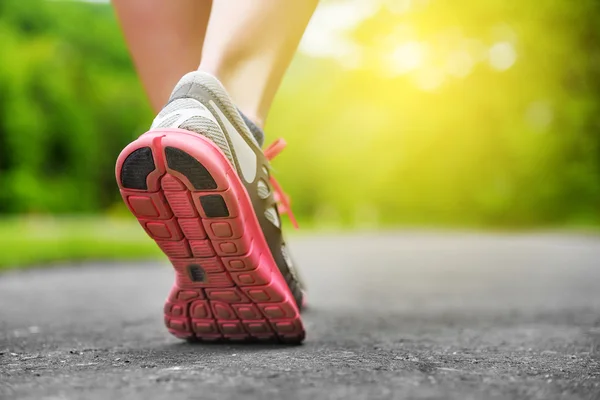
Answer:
[{"xmin": 1, "ymin": 233, "xmax": 599, "ymax": 399}]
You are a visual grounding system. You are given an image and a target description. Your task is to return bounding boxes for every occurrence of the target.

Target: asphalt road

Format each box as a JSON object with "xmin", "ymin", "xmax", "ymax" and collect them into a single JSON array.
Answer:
[{"xmin": 1, "ymin": 232, "xmax": 600, "ymax": 400}]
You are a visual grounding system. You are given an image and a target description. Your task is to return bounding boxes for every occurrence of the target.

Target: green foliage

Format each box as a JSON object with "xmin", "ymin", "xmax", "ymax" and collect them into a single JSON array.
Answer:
[
  {"xmin": 268, "ymin": 0, "xmax": 600, "ymax": 227},
  {"xmin": 0, "ymin": 0, "xmax": 151, "ymax": 213},
  {"xmin": 0, "ymin": 0, "xmax": 599, "ymax": 228},
  {"xmin": 0, "ymin": 217, "xmax": 161, "ymax": 269}
]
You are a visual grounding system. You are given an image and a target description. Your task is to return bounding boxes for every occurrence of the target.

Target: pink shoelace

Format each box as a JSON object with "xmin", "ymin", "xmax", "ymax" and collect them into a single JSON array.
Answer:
[{"xmin": 264, "ymin": 139, "xmax": 299, "ymax": 229}]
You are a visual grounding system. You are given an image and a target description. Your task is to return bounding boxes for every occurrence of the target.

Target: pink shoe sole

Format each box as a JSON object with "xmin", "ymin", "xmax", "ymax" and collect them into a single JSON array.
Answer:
[{"xmin": 116, "ymin": 128, "xmax": 305, "ymax": 343}]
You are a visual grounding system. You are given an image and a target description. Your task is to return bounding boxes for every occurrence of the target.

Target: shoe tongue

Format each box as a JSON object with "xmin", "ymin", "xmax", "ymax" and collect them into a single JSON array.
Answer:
[{"xmin": 238, "ymin": 110, "xmax": 265, "ymax": 148}]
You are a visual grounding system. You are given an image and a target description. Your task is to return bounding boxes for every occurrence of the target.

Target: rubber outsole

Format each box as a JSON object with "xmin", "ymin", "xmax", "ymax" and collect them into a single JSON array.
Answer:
[
  {"xmin": 115, "ymin": 128, "xmax": 305, "ymax": 343},
  {"xmin": 120, "ymin": 147, "xmax": 155, "ymax": 190}
]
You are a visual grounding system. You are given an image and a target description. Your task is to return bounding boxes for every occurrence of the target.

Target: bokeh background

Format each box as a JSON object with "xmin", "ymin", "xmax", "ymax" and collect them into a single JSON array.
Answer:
[{"xmin": 1, "ymin": 0, "xmax": 599, "ymax": 268}]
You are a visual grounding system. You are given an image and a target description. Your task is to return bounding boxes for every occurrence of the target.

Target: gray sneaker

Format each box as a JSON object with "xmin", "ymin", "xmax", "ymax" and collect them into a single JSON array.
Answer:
[{"xmin": 116, "ymin": 71, "xmax": 305, "ymax": 343}]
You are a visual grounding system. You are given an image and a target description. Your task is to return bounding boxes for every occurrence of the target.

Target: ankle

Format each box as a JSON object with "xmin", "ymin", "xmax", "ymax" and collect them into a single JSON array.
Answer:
[
  {"xmin": 197, "ymin": 63, "xmax": 268, "ymax": 129},
  {"xmin": 239, "ymin": 111, "xmax": 264, "ymax": 130}
]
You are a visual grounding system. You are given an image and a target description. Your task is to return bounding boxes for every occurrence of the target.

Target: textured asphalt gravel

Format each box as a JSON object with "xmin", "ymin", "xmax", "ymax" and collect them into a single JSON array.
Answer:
[{"xmin": 1, "ymin": 232, "xmax": 600, "ymax": 400}]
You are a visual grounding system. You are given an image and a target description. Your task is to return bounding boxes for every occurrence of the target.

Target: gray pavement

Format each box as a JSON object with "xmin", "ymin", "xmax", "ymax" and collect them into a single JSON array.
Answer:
[{"xmin": 1, "ymin": 232, "xmax": 599, "ymax": 399}]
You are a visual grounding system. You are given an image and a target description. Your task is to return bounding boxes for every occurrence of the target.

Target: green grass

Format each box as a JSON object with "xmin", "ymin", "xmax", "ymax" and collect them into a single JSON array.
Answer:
[
  {"xmin": 1, "ymin": 216, "xmax": 598, "ymax": 271},
  {"xmin": 0, "ymin": 215, "xmax": 309, "ymax": 271},
  {"xmin": 0, "ymin": 214, "xmax": 311, "ymax": 271},
  {"xmin": 0, "ymin": 217, "xmax": 163, "ymax": 271}
]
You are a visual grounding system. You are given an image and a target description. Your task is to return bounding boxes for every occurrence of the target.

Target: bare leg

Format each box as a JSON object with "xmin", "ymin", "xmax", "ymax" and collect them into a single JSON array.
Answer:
[
  {"xmin": 199, "ymin": 1, "xmax": 318, "ymax": 127},
  {"xmin": 112, "ymin": 0, "xmax": 212, "ymax": 112}
]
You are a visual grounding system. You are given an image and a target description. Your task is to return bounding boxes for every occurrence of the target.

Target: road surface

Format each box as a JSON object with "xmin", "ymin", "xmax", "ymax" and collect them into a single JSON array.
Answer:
[{"xmin": 1, "ymin": 232, "xmax": 599, "ymax": 399}]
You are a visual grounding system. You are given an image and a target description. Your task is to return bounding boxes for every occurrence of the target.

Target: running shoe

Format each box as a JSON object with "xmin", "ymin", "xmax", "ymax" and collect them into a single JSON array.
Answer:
[{"xmin": 115, "ymin": 71, "xmax": 305, "ymax": 343}]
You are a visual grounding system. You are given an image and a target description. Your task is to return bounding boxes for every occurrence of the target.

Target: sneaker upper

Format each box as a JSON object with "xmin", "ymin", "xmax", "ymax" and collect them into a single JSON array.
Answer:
[{"xmin": 151, "ymin": 71, "xmax": 304, "ymax": 308}]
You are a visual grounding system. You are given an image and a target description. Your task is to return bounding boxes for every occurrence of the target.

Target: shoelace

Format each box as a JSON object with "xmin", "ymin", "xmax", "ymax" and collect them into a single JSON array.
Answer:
[{"xmin": 264, "ymin": 139, "xmax": 299, "ymax": 229}]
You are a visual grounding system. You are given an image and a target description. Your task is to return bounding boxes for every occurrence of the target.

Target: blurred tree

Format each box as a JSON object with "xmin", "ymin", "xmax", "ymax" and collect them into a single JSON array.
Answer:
[
  {"xmin": 270, "ymin": 0, "xmax": 600, "ymax": 227},
  {"xmin": 0, "ymin": 0, "xmax": 598, "ymax": 228},
  {"xmin": 0, "ymin": 0, "xmax": 151, "ymax": 213}
]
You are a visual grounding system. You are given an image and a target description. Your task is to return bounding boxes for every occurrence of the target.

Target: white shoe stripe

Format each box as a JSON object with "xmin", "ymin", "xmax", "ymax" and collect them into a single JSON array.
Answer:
[
  {"xmin": 209, "ymin": 100, "xmax": 257, "ymax": 184},
  {"xmin": 151, "ymin": 99, "xmax": 219, "ymax": 129}
]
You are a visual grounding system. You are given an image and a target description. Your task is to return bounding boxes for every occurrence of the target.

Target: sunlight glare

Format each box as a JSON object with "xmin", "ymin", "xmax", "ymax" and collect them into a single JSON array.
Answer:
[
  {"xmin": 389, "ymin": 41, "xmax": 425, "ymax": 74},
  {"xmin": 299, "ymin": 0, "xmax": 376, "ymax": 68},
  {"xmin": 414, "ymin": 67, "xmax": 445, "ymax": 91},
  {"xmin": 445, "ymin": 49, "xmax": 475, "ymax": 78},
  {"xmin": 489, "ymin": 42, "xmax": 517, "ymax": 71}
]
